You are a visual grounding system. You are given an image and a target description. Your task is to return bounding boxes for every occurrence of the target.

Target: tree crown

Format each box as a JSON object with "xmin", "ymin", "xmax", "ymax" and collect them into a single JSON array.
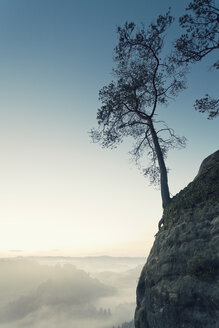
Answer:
[{"xmin": 91, "ymin": 12, "xmax": 186, "ymax": 185}]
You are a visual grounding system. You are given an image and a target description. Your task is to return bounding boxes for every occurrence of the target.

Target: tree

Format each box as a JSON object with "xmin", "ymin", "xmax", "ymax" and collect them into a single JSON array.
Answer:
[
  {"xmin": 194, "ymin": 95, "xmax": 219, "ymax": 119},
  {"xmin": 90, "ymin": 12, "xmax": 186, "ymax": 211},
  {"xmin": 174, "ymin": 0, "xmax": 219, "ymax": 119}
]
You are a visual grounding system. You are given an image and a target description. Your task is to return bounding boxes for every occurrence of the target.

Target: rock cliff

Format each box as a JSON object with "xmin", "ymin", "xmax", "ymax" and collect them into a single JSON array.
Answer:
[{"xmin": 135, "ymin": 150, "xmax": 219, "ymax": 328}]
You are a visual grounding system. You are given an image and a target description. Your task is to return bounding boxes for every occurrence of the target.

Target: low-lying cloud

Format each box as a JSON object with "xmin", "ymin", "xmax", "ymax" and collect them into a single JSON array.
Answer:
[{"xmin": 0, "ymin": 258, "xmax": 142, "ymax": 328}]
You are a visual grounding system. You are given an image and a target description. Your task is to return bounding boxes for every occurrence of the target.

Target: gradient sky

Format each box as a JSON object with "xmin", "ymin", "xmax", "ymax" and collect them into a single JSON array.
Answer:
[{"xmin": 0, "ymin": 0, "xmax": 218, "ymax": 257}]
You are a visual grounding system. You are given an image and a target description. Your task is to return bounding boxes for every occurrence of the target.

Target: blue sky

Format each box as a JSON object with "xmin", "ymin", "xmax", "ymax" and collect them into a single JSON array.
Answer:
[{"xmin": 0, "ymin": 0, "xmax": 218, "ymax": 257}]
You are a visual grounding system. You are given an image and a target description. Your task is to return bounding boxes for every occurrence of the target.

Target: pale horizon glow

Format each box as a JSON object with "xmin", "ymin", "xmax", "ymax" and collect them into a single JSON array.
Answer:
[{"xmin": 0, "ymin": 0, "xmax": 218, "ymax": 257}]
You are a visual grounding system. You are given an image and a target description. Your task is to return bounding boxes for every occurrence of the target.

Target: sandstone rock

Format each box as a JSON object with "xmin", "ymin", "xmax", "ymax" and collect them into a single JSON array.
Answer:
[
  {"xmin": 135, "ymin": 150, "xmax": 219, "ymax": 328},
  {"xmin": 195, "ymin": 150, "xmax": 219, "ymax": 179}
]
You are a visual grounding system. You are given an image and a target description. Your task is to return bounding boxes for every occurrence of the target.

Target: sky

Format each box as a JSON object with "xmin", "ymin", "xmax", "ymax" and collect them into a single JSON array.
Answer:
[{"xmin": 0, "ymin": 0, "xmax": 218, "ymax": 257}]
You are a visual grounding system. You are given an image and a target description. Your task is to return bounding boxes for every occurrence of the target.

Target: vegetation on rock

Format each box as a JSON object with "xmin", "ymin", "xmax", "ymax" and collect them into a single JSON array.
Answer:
[
  {"xmin": 163, "ymin": 150, "xmax": 219, "ymax": 227},
  {"xmin": 188, "ymin": 255, "xmax": 216, "ymax": 281}
]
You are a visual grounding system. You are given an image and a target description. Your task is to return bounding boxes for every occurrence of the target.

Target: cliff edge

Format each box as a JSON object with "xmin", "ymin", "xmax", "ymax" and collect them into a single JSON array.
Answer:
[{"xmin": 135, "ymin": 150, "xmax": 219, "ymax": 328}]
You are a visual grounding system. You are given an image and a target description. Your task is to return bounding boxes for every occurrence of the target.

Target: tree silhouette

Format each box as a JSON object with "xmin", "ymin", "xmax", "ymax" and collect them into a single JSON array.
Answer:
[
  {"xmin": 91, "ymin": 12, "xmax": 186, "ymax": 211},
  {"xmin": 174, "ymin": 0, "xmax": 219, "ymax": 119}
]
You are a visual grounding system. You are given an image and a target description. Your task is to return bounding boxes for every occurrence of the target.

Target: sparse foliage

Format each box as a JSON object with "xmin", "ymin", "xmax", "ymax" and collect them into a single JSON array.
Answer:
[
  {"xmin": 194, "ymin": 94, "xmax": 219, "ymax": 119},
  {"xmin": 174, "ymin": 0, "xmax": 219, "ymax": 119},
  {"xmin": 91, "ymin": 12, "xmax": 186, "ymax": 210},
  {"xmin": 175, "ymin": 0, "xmax": 219, "ymax": 65}
]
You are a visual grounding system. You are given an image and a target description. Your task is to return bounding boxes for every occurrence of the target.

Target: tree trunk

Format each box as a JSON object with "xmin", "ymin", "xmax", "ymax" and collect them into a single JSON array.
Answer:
[{"xmin": 148, "ymin": 118, "xmax": 171, "ymax": 209}]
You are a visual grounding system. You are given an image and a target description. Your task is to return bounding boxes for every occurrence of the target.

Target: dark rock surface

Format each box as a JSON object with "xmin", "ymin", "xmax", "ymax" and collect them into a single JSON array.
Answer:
[{"xmin": 135, "ymin": 150, "xmax": 219, "ymax": 328}]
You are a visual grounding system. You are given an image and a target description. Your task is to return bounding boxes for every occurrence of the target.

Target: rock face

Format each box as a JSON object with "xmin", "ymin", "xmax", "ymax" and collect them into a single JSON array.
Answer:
[{"xmin": 135, "ymin": 150, "xmax": 219, "ymax": 328}]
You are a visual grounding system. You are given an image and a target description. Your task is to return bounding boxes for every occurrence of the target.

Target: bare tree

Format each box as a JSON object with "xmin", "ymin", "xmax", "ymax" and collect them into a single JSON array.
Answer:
[
  {"xmin": 174, "ymin": 0, "xmax": 219, "ymax": 119},
  {"xmin": 90, "ymin": 12, "xmax": 186, "ymax": 211}
]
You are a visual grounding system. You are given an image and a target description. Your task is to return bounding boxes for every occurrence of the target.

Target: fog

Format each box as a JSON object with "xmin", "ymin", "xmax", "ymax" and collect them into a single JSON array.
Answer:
[{"xmin": 0, "ymin": 257, "xmax": 144, "ymax": 328}]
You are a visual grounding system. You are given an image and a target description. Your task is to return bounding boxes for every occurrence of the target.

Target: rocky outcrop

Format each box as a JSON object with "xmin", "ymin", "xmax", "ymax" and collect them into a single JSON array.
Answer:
[{"xmin": 135, "ymin": 150, "xmax": 219, "ymax": 328}]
